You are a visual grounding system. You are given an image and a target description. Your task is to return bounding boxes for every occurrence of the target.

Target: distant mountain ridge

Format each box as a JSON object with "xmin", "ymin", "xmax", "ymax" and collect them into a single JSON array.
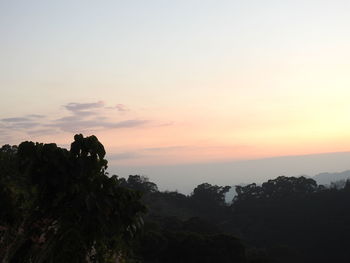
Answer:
[
  {"xmin": 225, "ymin": 171, "xmax": 350, "ymax": 202},
  {"xmin": 115, "ymin": 151, "xmax": 350, "ymax": 194},
  {"xmin": 313, "ymin": 170, "xmax": 350, "ymax": 185}
]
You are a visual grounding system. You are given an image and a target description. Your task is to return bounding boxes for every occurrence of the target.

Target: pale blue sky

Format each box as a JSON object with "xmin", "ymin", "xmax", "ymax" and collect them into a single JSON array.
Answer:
[
  {"xmin": 2, "ymin": 0, "xmax": 349, "ymax": 110},
  {"xmin": 1, "ymin": 1, "xmax": 350, "ymax": 179}
]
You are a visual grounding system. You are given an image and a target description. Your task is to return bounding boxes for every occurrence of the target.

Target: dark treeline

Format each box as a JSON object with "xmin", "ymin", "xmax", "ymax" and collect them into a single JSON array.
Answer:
[
  {"xmin": 1, "ymin": 135, "xmax": 350, "ymax": 262},
  {"xmin": 122, "ymin": 175, "xmax": 350, "ymax": 263}
]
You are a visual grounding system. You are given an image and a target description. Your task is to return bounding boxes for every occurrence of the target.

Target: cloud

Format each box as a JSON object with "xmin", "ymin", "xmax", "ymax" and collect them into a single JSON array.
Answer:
[
  {"xmin": 27, "ymin": 129, "xmax": 59, "ymax": 136},
  {"xmin": 0, "ymin": 101, "xmax": 157, "ymax": 137},
  {"xmin": 108, "ymin": 152, "xmax": 142, "ymax": 160},
  {"xmin": 48, "ymin": 102, "xmax": 149, "ymax": 132},
  {"xmin": 105, "ymin": 103, "xmax": 130, "ymax": 112},
  {"xmin": 63, "ymin": 101, "xmax": 107, "ymax": 118},
  {"xmin": 104, "ymin": 119, "xmax": 149, "ymax": 129},
  {"xmin": 47, "ymin": 118, "xmax": 149, "ymax": 133},
  {"xmin": 27, "ymin": 114, "xmax": 45, "ymax": 118},
  {"xmin": 144, "ymin": 146, "xmax": 188, "ymax": 152},
  {"xmin": 0, "ymin": 117, "xmax": 39, "ymax": 130},
  {"xmin": 115, "ymin": 104, "xmax": 129, "ymax": 112},
  {"xmin": 65, "ymin": 101, "xmax": 104, "ymax": 113},
  {"xmin": 55, "ymin": 116, "xmax": 81, "ymax": 122},
  {"xmin": 10, "ymin": 122, "xmax": 40, "ymax": 129},
  {"xmin": 73, "ymin": 111, "xmax": 96, "ymax": 117},
  {"xmin": 1, "ymin": 117, "xmax": 30, "ymax": 122},
  {"xmin": 1, "ymin": 115, "xmax": 46, "ymax": 131}
]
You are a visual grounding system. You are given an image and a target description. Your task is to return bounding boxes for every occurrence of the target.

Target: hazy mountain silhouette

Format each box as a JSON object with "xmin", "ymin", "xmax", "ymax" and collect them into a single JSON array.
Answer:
[
  {"xmin": 114, "ymin": 151, "xmax": 350, "ymax": 194},
  {"xmin": 313, "ymin": 170, "xmax": 350, "ymax": 186}
]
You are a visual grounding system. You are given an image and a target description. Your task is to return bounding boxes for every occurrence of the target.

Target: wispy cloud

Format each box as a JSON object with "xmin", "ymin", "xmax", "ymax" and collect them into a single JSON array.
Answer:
[
  {"xmin": 26, "ymin": 114, "xmax": 45, "ymax": 118},
  {"xmin": 1, "ymin": 117, "xmax": 31, "ymax": 122},
  {"xmin": 144, "ymin": 146, "xmax": 188, "ymax": 152},
  {"xmin": 108, "ymin": 152, "xmax": 142, "ymax": 160},
  {"xmin": 65, "ymin": 101, "xmax": 105, "ymax": 113},
  {"xmin": 115, "ymin": 104, "xmax": 129, "ymax": 112},
  {"xmin": 47, "ymin": 118, "xmax": 148, "ymax": 133},
  {"xmin": 0, "ymin": 115, "xmax": 43, "ymax": 132},
  {"xmin": 27, "ymin": 128, "xmax": 58, "ymax": 135},
  {"xmin": 105, "ymin": 103, "xmax": 130, "ymax": 112},
  {"xmin": 10, "ymin": 122, "xmax": 40, "ymax": 129},
  {"xmin": 0, "ymin": 101, "xmax": 154, "ymax": 138},
  {"xmin": 104, "ymin": 120, "xmax": 149, "ymax": 129}
]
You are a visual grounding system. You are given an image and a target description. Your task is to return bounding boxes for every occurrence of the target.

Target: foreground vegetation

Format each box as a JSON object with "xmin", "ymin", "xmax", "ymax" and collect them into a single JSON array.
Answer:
[
  {"xmin": 1, "ymin": 135, "xmax": 350, "ymax": 262},
  {"xmin": 0, "ymin": 135, "xmax": 145, "ymax": 262}
]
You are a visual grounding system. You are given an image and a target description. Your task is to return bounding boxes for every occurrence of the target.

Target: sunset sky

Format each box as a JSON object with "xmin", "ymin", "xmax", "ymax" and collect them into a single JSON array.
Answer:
[{"xmin": 1, "ymin": 1, "xmax": 350, "ymax": 175}]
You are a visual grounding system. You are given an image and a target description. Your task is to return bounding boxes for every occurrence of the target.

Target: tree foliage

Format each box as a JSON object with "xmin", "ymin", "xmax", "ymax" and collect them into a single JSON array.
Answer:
[
  {"xmin": 0, "ymin": 134, "xmax": 145, "ymax": 263},
  {"xmin": 120, "ymin": 175, "xmax": 158, "ymax": 194},
  {"xmin": 4, "ymin": 134, "xmax": 350, "ymax": 262},
  {"xmin": 191, "ymin": 183, "xmax": 230, "ymax": 205},
  {"xmin": 234, "ymin": 176, "xmax": 318, "ymax": 203},
  {"xmin": 229, "ymin": 176, "xmax": 350, "ymax": 262}
]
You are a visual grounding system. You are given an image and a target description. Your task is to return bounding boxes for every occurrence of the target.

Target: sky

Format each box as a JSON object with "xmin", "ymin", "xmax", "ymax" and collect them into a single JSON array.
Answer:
[{"xmin": 1, "ymin": 1, "xmax": 350, "ymax": 190}]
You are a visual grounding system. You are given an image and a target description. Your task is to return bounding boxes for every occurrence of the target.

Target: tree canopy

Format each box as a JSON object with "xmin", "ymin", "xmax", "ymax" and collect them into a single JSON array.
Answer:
[
  {"xmin": 0, "ymin": 134, "xmax": 145, "ymax": 262},
  {"xmin": 2, "ymin": 135, "xmax": 350, "ymax": 262}
]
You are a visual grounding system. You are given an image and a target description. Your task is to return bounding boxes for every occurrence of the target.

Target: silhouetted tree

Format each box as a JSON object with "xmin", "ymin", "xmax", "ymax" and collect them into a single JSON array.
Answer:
[
  {"xmin": 120, "ymin": 175, "xmax": 158, "ymax": 194},
  {"xmin": 0, "ymin": 134, "xmax": 146, "ymax": 262},
  {"xmin": 191, "ymin": 183, "xmax": 230, "ymax": 206},
  {"xmin": 234, "ymin": 176, "xmax": 317, "ymax": 203}
]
